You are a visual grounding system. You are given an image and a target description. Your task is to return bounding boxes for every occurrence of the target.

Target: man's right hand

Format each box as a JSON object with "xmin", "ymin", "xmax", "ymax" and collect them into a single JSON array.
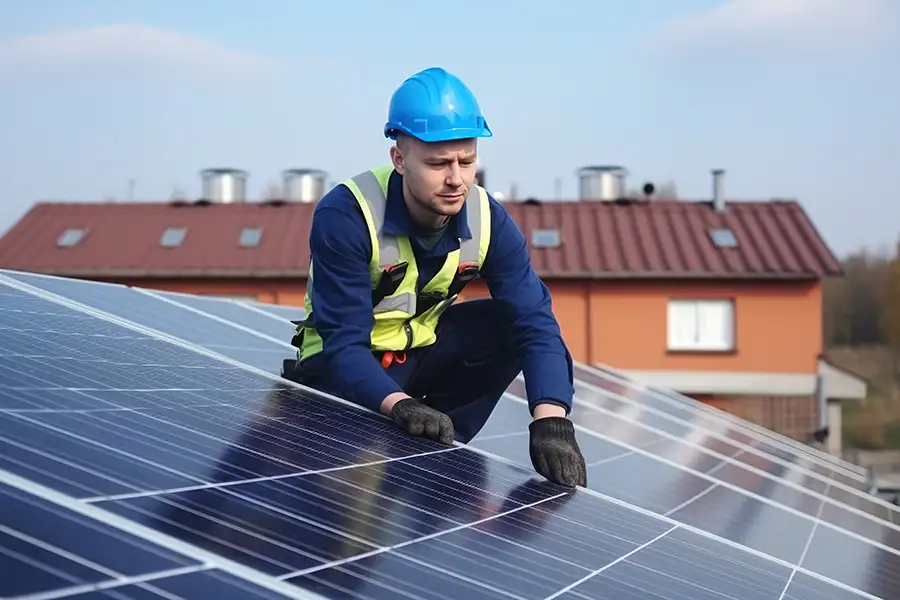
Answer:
[{"xmin": 385, "ymin": 396, "xmax": 455, "ymax": 446}]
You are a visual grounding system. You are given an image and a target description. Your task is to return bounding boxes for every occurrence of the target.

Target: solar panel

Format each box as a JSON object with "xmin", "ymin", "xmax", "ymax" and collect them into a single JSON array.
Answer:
[
  {"xmin": 1, "ymin": 270, "xmax": 897, "ymax": 599},
  {"xmin": 0, "ymin": 270, "xmax": 294, "ymax": 374},
  {"xmin": 578, "ymin": 363, "xmax": 870, "ymax": 481},
  {"xmin": 142, "ymin": 290, "xmax": 297, "ymax": 343}
]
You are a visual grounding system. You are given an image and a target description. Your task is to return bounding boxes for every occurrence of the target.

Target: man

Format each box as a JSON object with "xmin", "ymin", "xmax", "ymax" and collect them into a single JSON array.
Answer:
[{"xmin": 283, "ymin": 66, "xmax": 587, "ymax": 488}]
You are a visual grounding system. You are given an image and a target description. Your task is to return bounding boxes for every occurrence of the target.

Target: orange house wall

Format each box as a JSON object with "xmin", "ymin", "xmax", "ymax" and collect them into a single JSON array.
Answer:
[
  {"xmin": 461, "ymin": 279, "xmax": 823, "ymax": 375},
  {"xmin": 110, "ymin": 276, "xmax": 822, "ymax": 375}
]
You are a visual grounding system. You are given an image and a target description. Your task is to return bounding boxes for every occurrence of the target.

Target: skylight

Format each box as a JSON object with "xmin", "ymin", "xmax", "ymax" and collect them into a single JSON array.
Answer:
[
  {"xmin": 160, "ymin": 227, "xmax": 187, "ymax": 248},
  {"xmin": 239, "ymin": 226, "xmax": 262, "ymax": 247},
  {"xmin": 56, "ymin": 227, "xmax": 86, "ymax": 248},
  {"xmin": 531, "ymin": 228, "xmax": 561, "ymax": 248},
  {"xmin": 709, "ymin": 227, "xmax": 738, "ymax": 249}
]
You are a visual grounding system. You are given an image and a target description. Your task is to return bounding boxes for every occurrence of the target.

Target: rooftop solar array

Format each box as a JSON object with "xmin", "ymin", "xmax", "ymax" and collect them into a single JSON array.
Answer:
[{"xmin": 1, "ymin": 268, "xmax": 897, "ymax": 600}]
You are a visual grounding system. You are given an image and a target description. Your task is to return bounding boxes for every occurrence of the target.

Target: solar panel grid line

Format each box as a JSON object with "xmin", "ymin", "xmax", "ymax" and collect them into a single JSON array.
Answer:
[
  {"xmin": 541, "ymin": 523, "xmax": 681, "ymax": 600},
  {"xmin": 498, "ymin": 390, "xmax": 900, "ymax": 560},
  {"xmin": 530, "ymin": 378, "xmax": 900, "ymax": 530},
  {"xmin": 13, "ymin": 564, "xmax": 209, "ymax": 600},
  {"xmin": 0, "ymin": 471, "xmax": 321, "ymax": 600},
  {"xmin": 777, "ymin": 485, "xmax": 831, "ymax": 600},
  {"xmin": 565, "ymin": 374, "xmax": 896, "ymax": 516},
  {"xmin": 80, "ymin": 446, "xmax": 461, "ymax": 504},
  {"xmin": 578, "ymin": 363, "xmax": 869, "ymax": 480},
  {"xmin": 583, "ymin": 434, "xmax": 674, "ymax": 468},
  {"xmin": 659, "ymin": 448, "xmax": 743, "ymax": 517},
  {"xmin": 0, "ymin": 278, "xmax": 891, "ymax": 598},
  {"xmin": 468, "ymin": 444, "xmax": 883, "ymax": 600},
  {"xmin": 270, "ymin": 489, "xmax": 570, "ymax": 581},
  {"xmin": 137, "ymin": 288, "xmax": 294, "ymax": 348}
]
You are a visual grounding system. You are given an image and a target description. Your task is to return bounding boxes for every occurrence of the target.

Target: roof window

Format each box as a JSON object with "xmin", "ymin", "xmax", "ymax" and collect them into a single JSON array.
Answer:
[
  {"xmin": 160, "ymin": 227, "xmax": 187, "ymax": 248},
  {"xmin": 56, "ymin": 227, "xmax": 86, "ymax": 248},
  {"xmin": 239, "ymin": 226, "xmax": 262, "ymax": 247},
  {"xmin": 709, "ymin": 228, "xmax": 738, "ymax": 249},
  {"xmin": 531, "ymin": 228, "xmax": 561, "ymax": 248}
]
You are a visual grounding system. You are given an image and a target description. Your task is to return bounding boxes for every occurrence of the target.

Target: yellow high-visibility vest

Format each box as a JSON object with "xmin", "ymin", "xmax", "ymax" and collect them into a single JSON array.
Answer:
[{"xmin": 293, "ymin": 164, "xmax": 492, "ymax": 360}]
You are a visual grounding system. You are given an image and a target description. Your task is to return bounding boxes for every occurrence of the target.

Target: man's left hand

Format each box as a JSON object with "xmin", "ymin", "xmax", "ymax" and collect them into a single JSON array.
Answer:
[{"xmin": 528, "ymin": 413, "xmax": 587, "ymax": 488}]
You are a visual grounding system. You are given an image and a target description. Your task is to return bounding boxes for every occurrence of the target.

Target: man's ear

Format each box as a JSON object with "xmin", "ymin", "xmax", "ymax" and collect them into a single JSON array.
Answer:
[{"xmin": 390, "ymin": 143, "xmax": 405, "ymax": 175}]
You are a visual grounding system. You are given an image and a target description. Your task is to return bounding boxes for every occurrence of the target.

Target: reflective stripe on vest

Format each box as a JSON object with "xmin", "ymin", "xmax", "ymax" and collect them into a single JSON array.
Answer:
[{"xmin": 296, "ymin": 165, "xmax": 491, "ymax": 358}]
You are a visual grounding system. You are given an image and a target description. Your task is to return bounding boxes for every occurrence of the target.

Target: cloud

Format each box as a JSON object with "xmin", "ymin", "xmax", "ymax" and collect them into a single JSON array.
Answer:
[
  {"xmin": 0, "ymin": 24, "xmax": 282, "ymax": 81},
  {"xmin": 648, "ymin": 0, "xmax": 898, "ymax": 58}
]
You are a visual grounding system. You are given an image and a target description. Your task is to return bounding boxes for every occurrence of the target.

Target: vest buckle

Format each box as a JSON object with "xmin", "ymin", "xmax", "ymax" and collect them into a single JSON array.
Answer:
[
  {"xmin": 447, "ymin": 261, "xmax": 480, "ymax": 297},
  {"xmin": 372, "ymin": 261, "xmax": 409, "ymax": 307}
]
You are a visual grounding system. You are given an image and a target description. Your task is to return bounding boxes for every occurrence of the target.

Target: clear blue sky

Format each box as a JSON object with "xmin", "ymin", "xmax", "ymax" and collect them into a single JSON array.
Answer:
[{"xmin": 1, "ymin": 0, "xmax": 897, "ymax": 256}]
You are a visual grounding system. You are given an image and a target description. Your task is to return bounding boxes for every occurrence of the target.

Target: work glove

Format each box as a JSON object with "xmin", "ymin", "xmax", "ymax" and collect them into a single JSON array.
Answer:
[
  {"xmin": 529, "ymin": 417, "xmax": 588, "ymax": 488},
  {"xmin": 390, "ymin": 397, "xmax": 455, "ymax": 446}
]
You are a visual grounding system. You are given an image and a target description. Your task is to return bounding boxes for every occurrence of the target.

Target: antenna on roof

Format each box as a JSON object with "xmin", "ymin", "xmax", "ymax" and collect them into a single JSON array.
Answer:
[{"xmin": 128, "ymin": 179, "xmax": 135, "ymax": 202}]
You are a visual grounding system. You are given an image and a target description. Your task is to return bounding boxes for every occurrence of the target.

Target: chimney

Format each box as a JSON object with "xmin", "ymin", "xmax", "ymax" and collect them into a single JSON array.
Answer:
[{"xmin": 711, "ymin": 169, "xmax": 725, "ymax": 212}]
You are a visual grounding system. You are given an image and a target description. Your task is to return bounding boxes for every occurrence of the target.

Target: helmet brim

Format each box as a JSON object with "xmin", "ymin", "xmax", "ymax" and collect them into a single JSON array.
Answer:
[{"xmin": 385, "ymin": 125, "xmax": 493, "ymax": 143}]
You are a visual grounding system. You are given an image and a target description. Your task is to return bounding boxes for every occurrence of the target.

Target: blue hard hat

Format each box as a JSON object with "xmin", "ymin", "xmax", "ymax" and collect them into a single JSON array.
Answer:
[{"xmin": 384, "ymin": 67, "xmax": 492, "ymax": 143}]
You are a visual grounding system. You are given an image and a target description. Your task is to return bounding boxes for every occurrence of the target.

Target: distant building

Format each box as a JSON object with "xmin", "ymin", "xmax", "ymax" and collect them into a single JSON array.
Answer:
[{"xmin": 0, "ymin": 165, "xmax": 866, "ymax": 449}]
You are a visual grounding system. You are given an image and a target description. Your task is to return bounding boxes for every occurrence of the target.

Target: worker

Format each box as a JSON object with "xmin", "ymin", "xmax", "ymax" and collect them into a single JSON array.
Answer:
[{"xmin": 282, "ymin": 66, "xmax": 587, "ymax": 488}]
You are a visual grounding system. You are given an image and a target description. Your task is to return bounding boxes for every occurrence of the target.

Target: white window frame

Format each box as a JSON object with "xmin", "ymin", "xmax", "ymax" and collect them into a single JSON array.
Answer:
[{"xmin": 667, "ymin": 298, "xmax": 735, "ymax": 352}]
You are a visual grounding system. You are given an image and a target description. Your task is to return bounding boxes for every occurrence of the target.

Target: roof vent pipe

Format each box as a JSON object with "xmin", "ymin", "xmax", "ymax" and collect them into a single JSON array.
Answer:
[{"xmin": 712, "ymin": 169, "xmax": 726, "ymax": 212}]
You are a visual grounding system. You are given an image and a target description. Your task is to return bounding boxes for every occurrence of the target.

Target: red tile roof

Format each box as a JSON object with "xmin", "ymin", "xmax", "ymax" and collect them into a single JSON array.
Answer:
[{"xmin": 0, "ymin": 197, "xmax": 841, "ymax": 280}]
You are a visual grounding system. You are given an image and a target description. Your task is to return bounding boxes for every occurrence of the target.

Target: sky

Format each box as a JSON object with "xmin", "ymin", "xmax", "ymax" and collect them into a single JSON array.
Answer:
[{"xmin": 0, "ymin": 0, "xmax": 898, "ymax": 257}]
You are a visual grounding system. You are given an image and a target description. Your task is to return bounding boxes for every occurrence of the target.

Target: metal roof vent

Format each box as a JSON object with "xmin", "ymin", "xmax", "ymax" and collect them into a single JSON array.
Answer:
[
  {"xmin": 282, "ymin": 168, "xmax": 328, "ymax": 203},
  {"xmin": 200, "ymin": 168, "xmax": 249, "ymax": 204},
  {"xmin": 577, "ymin": 165, "xmax": 628, "ymax": 201}
]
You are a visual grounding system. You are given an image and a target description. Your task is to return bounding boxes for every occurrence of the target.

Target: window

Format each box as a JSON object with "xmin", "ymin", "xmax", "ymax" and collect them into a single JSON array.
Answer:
[
  {"xmin": 709, "ymin": 227, "xmax": 738, "ymax": 248},
  {"xmin": 667, "ymin": 299, "xmax": 734, "ymax": 351},
  {"xmin": 160, "ymin": 227, "xmax": 186, "ymax": 247},
  {"xmin": 531, "ymin": 228, "xmax": 561, "ymax": 248},
  {"xmin": 239, "ymin": 226, "xmax": 262, "ymax": 247},
  {"xmin": 56, "ymin": 227, "xmax": 86, "ymax": 247}
]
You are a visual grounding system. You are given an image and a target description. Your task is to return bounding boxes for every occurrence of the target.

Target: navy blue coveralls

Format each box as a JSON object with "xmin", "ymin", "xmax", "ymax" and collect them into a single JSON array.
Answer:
[{"xmin": 290, "ymin": 170, "xmax": 575, "ymax": 442}]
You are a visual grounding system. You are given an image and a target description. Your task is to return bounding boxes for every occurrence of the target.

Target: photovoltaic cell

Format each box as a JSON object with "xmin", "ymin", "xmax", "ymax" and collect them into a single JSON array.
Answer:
[{"xmin": 1, "ymin": 271, "xmax": 894, "ymax": 600}]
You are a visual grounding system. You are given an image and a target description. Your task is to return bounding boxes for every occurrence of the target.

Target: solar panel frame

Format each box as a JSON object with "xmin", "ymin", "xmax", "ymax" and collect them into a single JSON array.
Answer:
[{"xmin": 1, "ymin": 271, "xmax": 894, "ymax": 599}]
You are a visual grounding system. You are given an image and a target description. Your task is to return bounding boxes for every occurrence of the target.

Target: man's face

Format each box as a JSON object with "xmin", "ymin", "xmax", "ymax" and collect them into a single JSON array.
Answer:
[{"xmin": 391, "ymin": 136, "xmax": 478, "ymax": 219}]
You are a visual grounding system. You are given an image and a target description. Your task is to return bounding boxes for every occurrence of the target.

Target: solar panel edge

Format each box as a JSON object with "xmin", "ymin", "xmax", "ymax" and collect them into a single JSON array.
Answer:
[
  {"xmin": 578, "ymin": 362, "xmax": 869, "ymax": 479},
  {"xmin": 0, "ymin": 468, "xmax": 329, "ymax": 600}
]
